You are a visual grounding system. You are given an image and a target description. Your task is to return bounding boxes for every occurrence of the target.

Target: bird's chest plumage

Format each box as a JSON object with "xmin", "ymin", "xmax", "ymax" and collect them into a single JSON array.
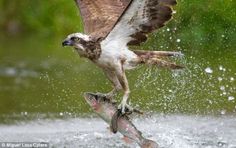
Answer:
[
  {"xmin": 80, "ymin": 41, "xmax": 102, "ymax": 61},
  {"xmin": 95, "ymin": 49, "xmax": 121, "ymax": 69},
  {"xmin": 96, "ymin": 47, "xmax": 139, "ymax": 70}
]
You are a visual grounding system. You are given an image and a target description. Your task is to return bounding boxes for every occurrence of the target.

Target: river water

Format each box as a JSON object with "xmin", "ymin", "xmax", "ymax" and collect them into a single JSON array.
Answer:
[
  {"xmin": 0, "ymin": 114, "xmax": 236, "ymax": 148},
  {"xmin": 0, "ymin": 33, "xmax": 235, "ymax": 148}
]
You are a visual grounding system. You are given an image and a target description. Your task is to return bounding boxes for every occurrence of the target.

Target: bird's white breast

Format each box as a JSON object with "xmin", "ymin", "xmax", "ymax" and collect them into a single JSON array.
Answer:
[{"xmin": 97, "ymin": 40, "xmax": 138, "ymax": 70}]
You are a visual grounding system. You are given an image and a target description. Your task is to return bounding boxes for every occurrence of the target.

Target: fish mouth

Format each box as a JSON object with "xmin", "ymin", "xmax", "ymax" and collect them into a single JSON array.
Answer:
[
  {"xmin": 83, "ymin": 92, "xmax": 99, "ymax": 109},
  {"xmin": 84, "ymin": 92, "xmax": 96, "ymax": 100}
]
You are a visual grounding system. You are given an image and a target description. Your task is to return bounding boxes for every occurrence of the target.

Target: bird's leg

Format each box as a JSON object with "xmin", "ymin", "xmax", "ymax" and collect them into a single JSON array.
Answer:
[
  {"xmin": 103, "ymin": 70, "xmax": 122, "ymax": 101},
  {"xmin": 115, "ymin": 65, "xmax": 132, "ymax": 114}
]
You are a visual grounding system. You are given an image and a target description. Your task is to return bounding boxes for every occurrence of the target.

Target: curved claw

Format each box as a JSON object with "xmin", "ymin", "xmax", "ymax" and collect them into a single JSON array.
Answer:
[
  {"xmin": 118, "ymin": 102, "xmax": 133, "ymax": 114},
  {"xmin": 118, "ymin": 103, "xmax": 143, "ymax": 115}
]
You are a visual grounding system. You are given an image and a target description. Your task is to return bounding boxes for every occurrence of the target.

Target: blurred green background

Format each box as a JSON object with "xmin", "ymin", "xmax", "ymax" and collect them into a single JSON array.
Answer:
[{"xmin": 0, "ymin": 0, "xmax": 235, "ymax": 123}]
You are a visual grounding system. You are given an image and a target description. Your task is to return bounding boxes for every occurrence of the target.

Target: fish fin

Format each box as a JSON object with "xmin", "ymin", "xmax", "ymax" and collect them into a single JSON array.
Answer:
[
  {"xmin": 140, "ymin": 139, "xmax": 159, "ymax": 148},
  {"xmin": 106, "ymin": 126, "xmax": 113, "ymax": 134},
  {"xmin": 111, "ymin": 110, "xmax": 121, "ymax": 133},
  {"xmin": 122, "ymin": 136, "xmax": 134, "ymax": 144}
]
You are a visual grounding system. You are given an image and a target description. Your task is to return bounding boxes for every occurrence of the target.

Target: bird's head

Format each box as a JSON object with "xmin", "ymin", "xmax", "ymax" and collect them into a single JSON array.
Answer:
[{"xmin": 62, "ymin": 33, "xmax": 95, "ymax": 55}]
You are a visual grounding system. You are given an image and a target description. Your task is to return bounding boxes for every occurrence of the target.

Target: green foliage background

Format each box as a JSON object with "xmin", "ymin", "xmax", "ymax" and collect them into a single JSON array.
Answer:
[
  {"xmin": 0, "ymin": 0, "xmax": 235, "ymax": 49},
  {"xmin": 0, "ymin": 0, "xmax": 235, "ymax": 119},
  {"xmin": 0, "ymin": 0, "xmax": 82, "ymax": 37}
]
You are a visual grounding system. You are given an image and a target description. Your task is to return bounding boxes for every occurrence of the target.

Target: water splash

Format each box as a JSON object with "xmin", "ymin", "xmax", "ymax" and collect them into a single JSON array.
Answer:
[{"xmin": 0, "ymin": 115, "xmax": 235, "ymax": 148}]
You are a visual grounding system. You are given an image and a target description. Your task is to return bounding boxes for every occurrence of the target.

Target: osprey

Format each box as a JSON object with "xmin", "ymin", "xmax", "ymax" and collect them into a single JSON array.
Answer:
[{"xmin": 62, "ymin": 0, "xmax": 183, "ymax": 113}]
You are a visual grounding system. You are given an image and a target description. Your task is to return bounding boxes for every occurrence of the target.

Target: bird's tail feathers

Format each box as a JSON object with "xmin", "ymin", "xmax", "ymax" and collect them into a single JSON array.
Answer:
[
  {"xmin": 133, "ymin": 50, "xmax": 184, "ymax": 58},
  {"xmin": 133, "ymin": 50, "xmax": 184, "ymax": 69}
]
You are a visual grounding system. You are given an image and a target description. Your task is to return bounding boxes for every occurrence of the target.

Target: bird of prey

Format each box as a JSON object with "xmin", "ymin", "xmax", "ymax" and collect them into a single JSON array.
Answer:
[{"xmin": 62, "ymin": 0, "xmax": 183, "ymax": 113}]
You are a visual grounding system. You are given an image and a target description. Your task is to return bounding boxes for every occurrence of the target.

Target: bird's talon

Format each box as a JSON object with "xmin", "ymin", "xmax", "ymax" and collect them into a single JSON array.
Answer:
[{"xmin": 118, "ymin": 103, "xmax": 133, "ymax": 114}]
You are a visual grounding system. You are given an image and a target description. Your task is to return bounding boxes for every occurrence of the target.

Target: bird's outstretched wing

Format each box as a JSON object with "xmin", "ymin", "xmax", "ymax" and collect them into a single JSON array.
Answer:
[
  {"xmin": 74, "ymin": 0, "xmax": 132, "ymax": 40},
  {"xmin": 102, "ymin": 0, "xmax": 177, "ymax": 47}
]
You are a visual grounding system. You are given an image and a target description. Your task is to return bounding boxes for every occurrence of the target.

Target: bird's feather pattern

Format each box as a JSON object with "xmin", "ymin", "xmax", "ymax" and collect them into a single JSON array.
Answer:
[
  {"xmin": 74, "ymin": 0, "xmax": 132, "ymax": 40},
  {"xmin": 102, "ymin": 0, "xmax": 177, "ymax": 47}
]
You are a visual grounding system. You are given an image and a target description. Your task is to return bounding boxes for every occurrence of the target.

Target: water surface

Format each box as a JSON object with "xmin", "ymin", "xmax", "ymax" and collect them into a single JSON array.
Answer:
[{"xmin": 0, "ymin": 114, "xmax": 235, "ymax": 148}]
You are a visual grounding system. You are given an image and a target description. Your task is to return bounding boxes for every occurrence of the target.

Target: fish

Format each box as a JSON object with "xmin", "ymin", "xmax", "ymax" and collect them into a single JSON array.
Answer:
[{"xmin": 84, "ymin": 92, "xmax": 159, "ymax": 148}]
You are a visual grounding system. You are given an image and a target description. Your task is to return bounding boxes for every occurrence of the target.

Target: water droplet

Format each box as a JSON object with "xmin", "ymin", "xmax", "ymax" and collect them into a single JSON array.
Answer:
[
  {"xmin": 230, "ymin": 77, "xmax": 234, "ymax": 81},
  {"xmin": 217, "ymin": 141, "xmax": 226, "ymax": 147},
  {"xmin": 176, "ymin": 39, "xmax": 181, "ymax": 43},
  {"xmin": 94, "ymin": 132, "xmax": 103, "ymax": 139},
  {"xmin": 6, "ymin": 67, "xmax": 17, "ymax": 76},
  {"xmin": 218, "ymin": 77, "xmax": 223, "ymax": 81},
  {"xmin": 221, "ymin": 110, "xmax": 226, "ymax": 115},
  {"xmin": 205, "ymin": 67, "xmax": 213, "ymax": 74},
  {"xmin": 208, "ymin": 100, "xmax": 212, "ymax": 104},
  {"xmin": 220, "ymin": 86, "xmax": 225, "ymax": 91},
  {"xmin": 219, "ymin": 65, "xmax": 223, "ymax": 71},
  {"xmin": 59, "ymin": 112, "xmax": 63, "ymax": 116},
  {"xmin": 167, "ymin": 28, "xmax": 170, "ymax": 31},
  {"xmin": 228, "ymin": 96, "xmax": 235, "ymax": 101}
]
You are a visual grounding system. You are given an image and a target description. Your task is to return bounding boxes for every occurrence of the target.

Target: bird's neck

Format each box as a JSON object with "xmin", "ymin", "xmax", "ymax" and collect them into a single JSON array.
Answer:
[{"xmin": 76, "ymin": 42, "xmax": 102, "ymax": 61}]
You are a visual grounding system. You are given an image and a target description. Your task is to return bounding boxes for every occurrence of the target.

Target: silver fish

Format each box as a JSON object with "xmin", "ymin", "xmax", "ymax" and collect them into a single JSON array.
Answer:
[{"xmin": 84, "ymin": 92, "xmax": 158, "ymax": 148}]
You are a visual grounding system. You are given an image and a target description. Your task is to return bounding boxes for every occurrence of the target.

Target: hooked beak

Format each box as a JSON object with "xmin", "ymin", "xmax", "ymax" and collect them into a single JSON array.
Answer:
[{"xmin": 62, "ymin": 39, "xmax": 73, "ymax": 47}]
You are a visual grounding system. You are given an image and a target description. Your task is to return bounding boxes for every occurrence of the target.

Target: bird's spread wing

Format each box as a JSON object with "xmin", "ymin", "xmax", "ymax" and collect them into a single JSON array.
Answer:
[
  {"xmin": 74, "ymin": 0, "xmax": 132, "ymax": 40},
  {"xmin": 102, "ymin": 0, "xmax": 177, "ymax": 47}
]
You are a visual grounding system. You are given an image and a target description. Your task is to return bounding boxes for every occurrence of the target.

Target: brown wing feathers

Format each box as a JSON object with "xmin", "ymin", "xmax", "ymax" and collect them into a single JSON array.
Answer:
[
  {"xmin": 74, "ymin": 0, "xmax": 176, "ymax": 45},
  {"xmin": 128, "ymin": 0, "xmax": 177, "ymax": 46},
  {"xmin": 74, "ymin": 0, "xmax": 131, "ymax": 39}
]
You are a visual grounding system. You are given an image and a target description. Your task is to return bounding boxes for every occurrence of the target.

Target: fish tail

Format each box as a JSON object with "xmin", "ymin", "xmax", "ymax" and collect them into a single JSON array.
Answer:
[{"xmin": 140, "ymin": 138, "xmax": 159, "ymax": 148}]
